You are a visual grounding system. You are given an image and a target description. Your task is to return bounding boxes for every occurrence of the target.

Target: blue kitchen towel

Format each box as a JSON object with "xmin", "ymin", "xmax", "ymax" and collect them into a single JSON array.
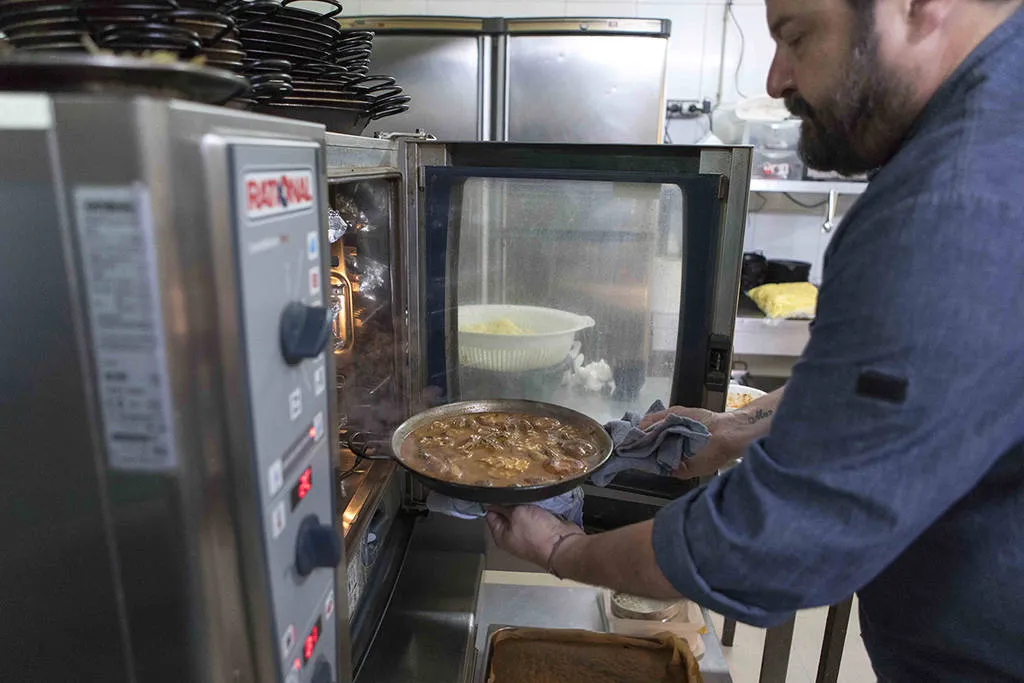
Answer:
[
  {"xmin": 591, "ymin": 401, "xmax": 711, "ymax": 487},
  {"xmin": 425, "ymin": 487, "xmax": 585, "ymax": 528}
]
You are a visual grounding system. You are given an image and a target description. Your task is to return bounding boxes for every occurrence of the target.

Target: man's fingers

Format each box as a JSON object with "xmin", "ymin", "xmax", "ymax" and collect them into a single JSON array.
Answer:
[
  {"xmin": 486, "ymin": 511, "xmax": 509, "ymax": 540},
  {"xmin": 640, "ymin": 411, "xmax": 669, "ymax": 428},
  {"xmin": 488, "ymin": 505, "xmax": 514, "ymax": 519},
  {"xmin": 642, "ymin": 406, "xmax": 716, "ymax": 430}
]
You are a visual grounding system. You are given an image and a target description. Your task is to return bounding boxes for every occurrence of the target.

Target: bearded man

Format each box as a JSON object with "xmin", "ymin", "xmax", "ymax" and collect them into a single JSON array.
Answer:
[{"xmin": 488, "ymin": 1, "xmax": 1024, "ymax": 680}]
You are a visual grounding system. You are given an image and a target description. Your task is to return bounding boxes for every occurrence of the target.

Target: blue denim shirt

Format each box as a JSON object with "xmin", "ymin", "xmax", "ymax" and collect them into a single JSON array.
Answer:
[{"xmin": 652, "ymin": 8, "xmax": 1024, "ymax": 681}]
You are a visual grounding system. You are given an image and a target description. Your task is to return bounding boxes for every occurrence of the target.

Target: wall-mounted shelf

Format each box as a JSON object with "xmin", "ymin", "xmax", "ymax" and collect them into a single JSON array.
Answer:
[
  {"xmin": 747, "ymin": 179, "xmax": 868, "ymax": 232},
  {"xmin": 749, "ymin": 179, "xmax": 868, "ymax": 195}
]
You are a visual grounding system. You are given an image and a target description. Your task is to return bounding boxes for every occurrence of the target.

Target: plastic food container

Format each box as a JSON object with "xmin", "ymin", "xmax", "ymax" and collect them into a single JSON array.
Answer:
[
  {"xmin": 752, "ymin": 147, "xmax": 804, "ymax": 179},
  {"xmin": 743, "ymin": 119, "xmax": 802, "ymax": 150},
  {"xmin": 458, "ymin": 305, "xmax": 595, "ymax": 372},
  {"xmin": 727, "ymin": 384, "xmax": 767, "ymax": 412},
  {"xmin": 601, "ymin": 591, "xmax": 707, "ymax": 659}
]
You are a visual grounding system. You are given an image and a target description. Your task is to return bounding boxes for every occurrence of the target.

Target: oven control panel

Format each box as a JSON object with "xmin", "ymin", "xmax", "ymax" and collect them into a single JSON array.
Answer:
[{"xmin": 231, "ymin": 143, "xmax": 339, "ymax": 683}]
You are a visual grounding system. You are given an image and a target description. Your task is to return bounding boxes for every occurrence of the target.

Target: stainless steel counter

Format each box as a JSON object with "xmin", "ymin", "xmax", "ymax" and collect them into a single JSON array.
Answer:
[
  {"xmin": 354, "ymin": 515, "xmax": 487, "ymax": 683},
  {"xmin": 353, "ymin": 514, "xmax": 734, "ymax": 682},
  {"xmin": 472, "ymin": 572, "xmax": 733, "ymax": 683},
  {"xmin": 355, "ymin": 545, "xmax": 483, "ymax": 683}
]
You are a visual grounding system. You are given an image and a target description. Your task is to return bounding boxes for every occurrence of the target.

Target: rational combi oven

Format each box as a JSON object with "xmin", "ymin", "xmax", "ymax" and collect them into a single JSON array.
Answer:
[{"xmin": 1, "ymin": 90, "xmax": 750, "ymax": 683}]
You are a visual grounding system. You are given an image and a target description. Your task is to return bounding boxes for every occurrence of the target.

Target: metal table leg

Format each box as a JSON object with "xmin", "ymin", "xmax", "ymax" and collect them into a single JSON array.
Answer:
[
  {"xmin": 721, "ymin": 617, "xmax": 737, "ymax": 647},
  {"xmin": 758, "ymin": 617, "xmax": 797, "ymax": 683},
  {"xmin": 815, "ymin": 598, "xmax": 854, "ymax": 683}
]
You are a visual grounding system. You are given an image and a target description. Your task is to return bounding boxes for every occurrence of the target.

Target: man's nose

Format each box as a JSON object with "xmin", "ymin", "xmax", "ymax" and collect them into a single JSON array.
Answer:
[{"xmin": 766, "ymin": 50, "xmax": 795, "ymax": 99}]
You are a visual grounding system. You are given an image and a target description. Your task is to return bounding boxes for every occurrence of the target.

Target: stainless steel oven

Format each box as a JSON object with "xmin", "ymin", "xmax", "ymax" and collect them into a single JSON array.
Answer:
[
  {"xmin": 325, "ymin": 134, "xmax": 752, "ymax": 680},
  {"xmin": 1, "ymin": 94, "xmax": 350, "ymax": 683},
  {"xmin": 1, "ymin": 89, "xmax": 750, "ymax": 682}
]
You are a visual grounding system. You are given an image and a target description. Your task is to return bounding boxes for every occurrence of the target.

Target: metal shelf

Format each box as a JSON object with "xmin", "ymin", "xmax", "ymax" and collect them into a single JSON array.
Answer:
[
  {"xmin": 733, "ymin": 315, "xmax": 811, "ymax": 357},
  {"xmin": 749, "ymin": 179, "xmax": 868, "ymax": 195}
]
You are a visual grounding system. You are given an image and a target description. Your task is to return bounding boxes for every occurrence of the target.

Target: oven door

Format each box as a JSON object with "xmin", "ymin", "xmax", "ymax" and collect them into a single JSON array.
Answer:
[{"xmin": 405, "ymin": 143, "xmax": 751, "ymax": 428}]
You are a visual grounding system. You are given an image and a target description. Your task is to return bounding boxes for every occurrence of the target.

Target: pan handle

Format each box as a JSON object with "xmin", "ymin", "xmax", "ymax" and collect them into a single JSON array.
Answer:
[{"xmin": 347, "ymin": 431, "xmax": 392, "ymax": 461}]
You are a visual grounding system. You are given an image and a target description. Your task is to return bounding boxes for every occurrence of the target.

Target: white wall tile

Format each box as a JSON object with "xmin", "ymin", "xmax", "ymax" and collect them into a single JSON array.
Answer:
[
  {"xmin": 719, "ymin": 1, "xmax": 774, "ymax": 103},
  {"xmin": 358, "ymin": 0, "xmax": 428, "ymax": 14},
  {"xmin": 641, "ymin": 3, "xmax": 708, "ymax": 99},
  {"xmin": 744, "ymin": 211, "xmax": 841, "ymax": 284},
  {"xmin": 638, "ymin": 0, "xmax": 717, "ymax": 5},
  {"xmin": 664, "ymin": 116, "xmax": 712, "ymax": 144},
  {"xmin": 699, "ymin": 3, "xmax": 725, "ymax": 103},
  {"xmin": 433, "ymin": 0, "xmax": 567, "ymax": 16},
  {"xmin": 566, "ymin": 0, "xmax": 638, "ymax": 17}
]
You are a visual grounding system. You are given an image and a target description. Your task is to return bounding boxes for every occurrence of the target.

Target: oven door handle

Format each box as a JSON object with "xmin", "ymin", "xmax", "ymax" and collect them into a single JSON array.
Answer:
[{"xmin": 347, "ymin": 432, "xmax": 393, "ymax": 461}]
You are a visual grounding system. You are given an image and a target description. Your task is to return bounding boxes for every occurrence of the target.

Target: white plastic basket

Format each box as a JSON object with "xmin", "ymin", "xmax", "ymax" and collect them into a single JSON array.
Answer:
[{"xmin": 458, "ymin": 304, "xmax": 596, "ymax": 372}]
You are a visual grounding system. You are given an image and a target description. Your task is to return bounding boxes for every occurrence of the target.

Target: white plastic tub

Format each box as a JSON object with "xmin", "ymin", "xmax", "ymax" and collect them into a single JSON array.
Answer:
[{"xmin": 458, "ymin": 304, "xmax": 596, "ymax": 372}]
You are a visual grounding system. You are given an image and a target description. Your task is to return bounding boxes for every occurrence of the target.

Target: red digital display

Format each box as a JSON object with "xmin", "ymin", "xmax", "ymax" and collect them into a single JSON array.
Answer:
[
  {"xmin": 303, "ymin": 617, "xmax": 322, "ymax": 664},
  {"xmin": 291, "ymin": 466, "xmax": 313, "ymax": 510}
]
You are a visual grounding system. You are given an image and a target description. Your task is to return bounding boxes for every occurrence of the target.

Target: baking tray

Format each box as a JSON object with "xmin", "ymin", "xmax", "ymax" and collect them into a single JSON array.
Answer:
[{"xmin": 479, "ymin": 626, "xmax": 704, "ymax": 679}]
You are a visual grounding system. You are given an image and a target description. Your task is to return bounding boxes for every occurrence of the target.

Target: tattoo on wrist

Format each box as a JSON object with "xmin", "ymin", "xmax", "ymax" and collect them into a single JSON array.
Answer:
[{"xmin": 747, "ymin": 408, "xmax": 775, "ymax": 425}]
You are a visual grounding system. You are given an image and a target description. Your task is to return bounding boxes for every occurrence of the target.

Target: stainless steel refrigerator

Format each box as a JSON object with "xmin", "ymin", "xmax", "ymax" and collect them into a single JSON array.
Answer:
[{"xmin": 339, "ymin": 16, "xmax": 670, "ymax": 143}]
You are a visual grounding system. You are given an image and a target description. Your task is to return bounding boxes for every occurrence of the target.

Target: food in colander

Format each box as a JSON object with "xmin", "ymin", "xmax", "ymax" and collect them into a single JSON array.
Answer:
[
  {"xmin": 726, "ymin": 391, "xmax": 758, "ymax": 410},
  {"xmin": 462, "ymin": 318, "xmax": 533, "ymax": 335}
]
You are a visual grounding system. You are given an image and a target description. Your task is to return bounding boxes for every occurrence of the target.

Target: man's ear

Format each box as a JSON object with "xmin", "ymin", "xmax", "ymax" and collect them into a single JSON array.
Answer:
[{"xmin": 906, "ymin": 0, "xmax": 957, "ymax": 43}]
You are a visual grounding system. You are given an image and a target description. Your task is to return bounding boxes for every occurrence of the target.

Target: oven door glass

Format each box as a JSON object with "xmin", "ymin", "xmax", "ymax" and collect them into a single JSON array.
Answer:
[
  {"xmin": 416, "ymin": 148, "xmax": 748, "ymax": 426},
  {"xmin": 329, "ymin": 177, "xmax": 404, "ymax": 436}
]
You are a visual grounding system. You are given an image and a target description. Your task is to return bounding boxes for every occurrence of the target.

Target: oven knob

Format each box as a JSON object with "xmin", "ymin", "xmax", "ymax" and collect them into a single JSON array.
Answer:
[
  {"xmin": 311, "ymin": 659, "xmax": 333, "ymax": 683},
  {"xmin": 279, "ymin": 302, "xmax": 330, "ymax": 366},
  {"xmin": 295, "ymin": 515, "xmax": 341, "ymax": 577}
]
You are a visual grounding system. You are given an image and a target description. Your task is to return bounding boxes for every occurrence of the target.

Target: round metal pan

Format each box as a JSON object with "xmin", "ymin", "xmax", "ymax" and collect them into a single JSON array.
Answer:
[
  {"xmin": 242, "ymin": 36, "xmax": 329, "ymax": 59},
  {"xmin": 232, "ymin": 10, "xmax": 341, "ymax": 39},
  {"xmin": 202, "ymin": 47, "xmax": 246, "ymax": 63},
  {"xmin": 0, "ymin": 53, "xmax": 248, "ymax": 103},
  {"xmin": 249, "ymin": 100, "xmax": 371, "ymax": 134},
  {"xmin": 237, "ymin": 17, "xmax": 338, "ymax": 42},
  {"xmin": 280, "ymin": 0, "xmax": 343, "ymax": 24},
  {"xmin": 387, "ymin": 400, "xmax": 613, "ymax": 505},
  {"xmin": 0, "ymin": 3, "xmax": 176, "ymax": 28},
  {"xmin": 0, "ymin": 18, "xmax": 81, "ymax": 37},
  {"xmin": 240, "ymin": 26, "xmax": 333, "ymax": 49},
  {"xmin": 14, "ymin": 43, "xmax": 84, "ymax": 51}
]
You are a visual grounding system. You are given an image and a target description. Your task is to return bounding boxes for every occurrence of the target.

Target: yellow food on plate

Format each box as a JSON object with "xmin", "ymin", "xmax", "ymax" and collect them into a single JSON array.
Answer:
[
  {"xmin": 747, "ymin": 282, "xmax": 818, "ymax": 319},
  {"xmin": 462, "ymin": 318, "xmax": 532, "ymax": 335},
  {"xmin": 727, "ymin": 392, "xmax": 758, "ymax": 410}
]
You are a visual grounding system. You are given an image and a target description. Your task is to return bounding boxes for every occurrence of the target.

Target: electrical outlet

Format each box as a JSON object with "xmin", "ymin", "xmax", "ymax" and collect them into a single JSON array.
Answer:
[{"xmin": 666, "ymin": 99, "xmax": 713, "ymax": 119}]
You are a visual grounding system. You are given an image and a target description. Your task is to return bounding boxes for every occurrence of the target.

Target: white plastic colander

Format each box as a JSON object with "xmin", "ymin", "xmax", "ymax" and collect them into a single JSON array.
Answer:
[{"xmin": 458, "ymin": 304, "xmax": 596, "ymax": 372}]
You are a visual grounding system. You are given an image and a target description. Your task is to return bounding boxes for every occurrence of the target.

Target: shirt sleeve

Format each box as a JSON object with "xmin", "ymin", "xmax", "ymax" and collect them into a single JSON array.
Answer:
[{"xmin": 652, "ymin": 193, "xmax": 1024, "ymax": 627}]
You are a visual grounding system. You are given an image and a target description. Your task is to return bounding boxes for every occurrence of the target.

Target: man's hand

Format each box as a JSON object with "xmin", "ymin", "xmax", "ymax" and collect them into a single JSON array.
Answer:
[
  {"xmin": 486, "ymin": 505, "xmax": 582, "ymax": 570},
  {"xmin": 640, "ymin": 388, "xmax": 785, "ymax": 478},
  {"xmin": 486, "ymin": 507, "xmax": 682, "ymax": 599},
  {"xmin": 637, "ymin": 407, "xmax": 741, "ymax": 478}
]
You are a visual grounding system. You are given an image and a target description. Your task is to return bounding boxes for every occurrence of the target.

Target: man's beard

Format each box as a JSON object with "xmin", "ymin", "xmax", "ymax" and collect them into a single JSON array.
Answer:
[{"xmin": 786, "ymin": 19, "xmax": 918, "ymax": 175}]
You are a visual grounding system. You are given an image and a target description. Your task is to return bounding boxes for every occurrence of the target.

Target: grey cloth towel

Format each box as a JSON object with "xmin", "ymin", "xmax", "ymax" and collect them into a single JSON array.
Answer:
[
  {"xmin": 425, "ymin": 487, "xmax": 585, "ymax": 527},
  {"xmin": 592, "ymin": 401, "xmax": 711, "ymax": 487}
]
